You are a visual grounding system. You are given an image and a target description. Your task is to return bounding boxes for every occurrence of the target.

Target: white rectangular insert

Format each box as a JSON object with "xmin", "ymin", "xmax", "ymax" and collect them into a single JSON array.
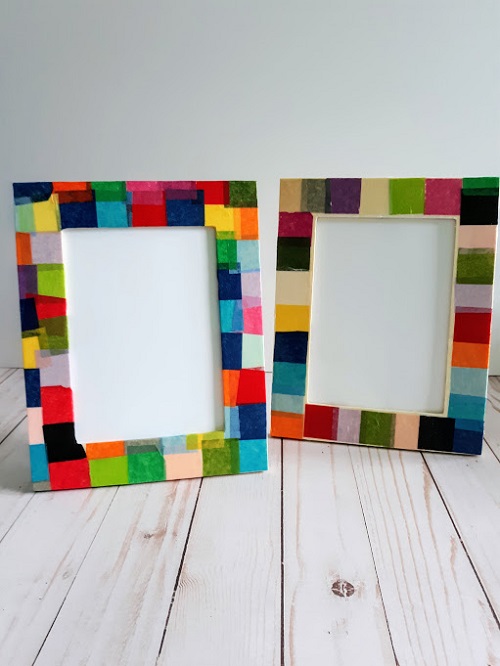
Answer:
[
  {"xmin": 62, "ymin": 226, "xmax": 224, "ymax": 444},
  {"xmin": 307, "ymin": 216, "xmax": 456, "ymax": 414}
]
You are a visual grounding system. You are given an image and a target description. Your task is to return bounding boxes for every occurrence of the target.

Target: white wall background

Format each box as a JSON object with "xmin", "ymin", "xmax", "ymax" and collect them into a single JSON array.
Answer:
[{"xmin": 1, "ymin": 0, "xmax": 499, "ymax": 372}]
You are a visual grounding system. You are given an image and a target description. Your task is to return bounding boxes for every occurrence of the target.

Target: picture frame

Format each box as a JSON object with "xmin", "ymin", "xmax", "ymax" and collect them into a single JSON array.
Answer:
[
  {"xmin": 271, "ymin": 177, "xmax": 498, "ymax": 454},
  {"xmin": 14, "ymin": 180, "xmax": 267, "ymax": 490}
]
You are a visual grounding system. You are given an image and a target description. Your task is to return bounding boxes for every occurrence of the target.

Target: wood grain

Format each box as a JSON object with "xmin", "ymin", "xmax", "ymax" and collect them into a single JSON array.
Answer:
[
  {"xmin": 0, "ymin": 368, "xmax": 15, "ymax": 384},
  {"xmin": 0, "ymin": 486, "xmax": 116, "ymax": 665},
  {"xmin": 0, "ymin": 370, "xmax": 25, "ymax": 444},
  {"xmin": 485, "ymin": 377, "xmax": 500, "ymax": 460},
  {"xmin": 0, "ymin": 418, "xmax": 32, "ymax": 542},
  {"xmin": 34, "ymin": 478, "xmax": 200, "ymax": 666},
  {"xmin": 0, "ymin": 370, "xmax": 499, "ymax": 665},
  {"xmin": 350, "ymin": 446, "xmax": 500, "ymax": 666},
  {"xmin": 424, "ymin": 445, "xmax": 500, "ymax": 621},
  {"xmin": 282, "ymin": 439, "xmax": 396, "ymax": 665},
  {"xmin": 158, "ymin": 438, "xmax": 281, "ymax": 666}
]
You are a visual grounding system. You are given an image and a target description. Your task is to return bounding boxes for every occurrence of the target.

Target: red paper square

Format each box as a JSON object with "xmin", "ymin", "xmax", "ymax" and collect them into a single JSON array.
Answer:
[
  {"xmin": 196, "ymin": 181, "xmax": 229, "ymax": 205},
  {"xmin": 35, "ymin": 296, "xmax": 67, "ymax": 319},
  {"xmin": 304, "ymin": 404, "xmax": 339, "ymax": 440},
  {"xmin": 49, "ymin": 459, "xmax": 91, "ymax": 490},
  {"xmin": 132, "ymin": 204, "xmax": 166, "ymax": 227},
  {"xmin": 41, "ymin": 386, "xmax": 74, "ymax": 424},
  {"xmin": 236, "ymin": 369, "xmax": 266, "ymax": 404},
  {"xmin": 454, "ymin": 312, "xmax": 492, "ymax": 344}
]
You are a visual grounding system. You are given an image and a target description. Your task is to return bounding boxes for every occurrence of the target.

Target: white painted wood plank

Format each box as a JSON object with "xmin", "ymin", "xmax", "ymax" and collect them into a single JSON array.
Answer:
[
  {"xmin": 0, "ymin": 485, "xmax": 116, "ymax": 666},
  {"xmin": 350, "ymin": 446, "xmax": 500, "ymax": 666},
  {"xmin": 0, "ymin": 369, "xmax": 25, "ymax": 444},
  {"xmin": 283, "ymin": 439, "xmax": 396, "ymax": 666},
  {"xmin": 423, "ymin": 445, "xmax": 500, "ymax": 620},
  {"xmin": 34, "ymin": 478, "xmax": 200, "ymax": 666},
  {"xmin": 0, "ymin": 368, "xmax": 15, "ymax": 384},
  {"xmin": 0, "ymin": 418, "xmax": 33, "ymax": 542},
  {"xmin": 485, "ymin": 377, "xmax": 500, "ymax": 460},
  {"xmin": 158, "ymin": 438, "xmax": 281, "ymax": 666}
]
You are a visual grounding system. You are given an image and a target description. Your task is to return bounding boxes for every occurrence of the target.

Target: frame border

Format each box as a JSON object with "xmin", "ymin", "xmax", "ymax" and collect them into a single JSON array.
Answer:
[
  {"xmin": 15, "ymin": 180, "xmax": 267, "ymax": 490},
  {"xmin": 271, "ymin": 177, "xmax": 498, "ymax": 454}
]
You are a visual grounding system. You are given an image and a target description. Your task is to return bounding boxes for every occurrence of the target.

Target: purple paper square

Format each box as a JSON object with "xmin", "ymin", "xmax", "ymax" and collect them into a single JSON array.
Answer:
[
  {"xmin": 18, "ymin": 265, "xmax": 38, "ymax": 298},
  {"xmin": 330, "ymin": 178, "xmax": 362, "ymax": 214}
]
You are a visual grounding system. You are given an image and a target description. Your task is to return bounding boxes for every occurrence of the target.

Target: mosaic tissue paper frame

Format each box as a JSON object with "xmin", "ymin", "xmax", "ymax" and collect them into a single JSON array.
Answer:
[
  {"xmin": 271, "ymin": 177, "xmax": 499, "ymax": 454},
  {"xmin": 14, "ymin": 180, "xmax": 267, "ymax": 491}
]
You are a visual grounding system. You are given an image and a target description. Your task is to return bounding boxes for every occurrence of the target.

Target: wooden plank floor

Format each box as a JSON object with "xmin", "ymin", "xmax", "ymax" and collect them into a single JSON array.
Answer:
[{"xmin": 1, "ymin": 370, "xmax": 500, "ymax": 665}]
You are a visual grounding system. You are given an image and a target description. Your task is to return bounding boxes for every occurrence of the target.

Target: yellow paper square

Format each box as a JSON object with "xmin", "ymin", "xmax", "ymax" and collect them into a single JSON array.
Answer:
[
  {"xmin": 202, "ymin": 430, "xmax": 225, "ymax": 441},
  {"xmin": 33, "ymin": 197, "xmax": 61, "ymax": 232},
  {"xmin": 275, "ymin": 305, "xmax": 310, "ymax": 332},
  {"xmin": 22, "ymin": 336, "xmax": 40, "ymax": 369},
  {"xmin": 205, "ymin": 205, "xmax": 235, "ymax": 234},
  {"xmin": 232, "ymin": 209, "xmax": 242, "ymax": 239},
  {"xmin": 186, "ymin": 433, "xmax": 201, "ymax": 450}
]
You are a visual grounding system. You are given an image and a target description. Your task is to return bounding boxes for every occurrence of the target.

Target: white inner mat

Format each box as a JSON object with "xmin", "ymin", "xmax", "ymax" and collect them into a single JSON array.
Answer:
[
  {"xmin": 307, "ymin": 216, "xmax": 456, "ymax": 414},
  {"xmin": 63, "ymin": 226, "xmax": 224, "ymax": 443}
]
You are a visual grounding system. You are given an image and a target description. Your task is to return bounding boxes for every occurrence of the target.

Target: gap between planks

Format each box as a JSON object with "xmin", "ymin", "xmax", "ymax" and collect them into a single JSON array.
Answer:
[
  {"xmin": 349, "ymin": 444, "xmax": 500, "ymax": 665},
  {"xmin": 0, "ymin": 368, "xmax": 16, "ymax": 385},
  {"xmin": 157, "ymin": 438, "xmax": 282, "ymax": 666},
  {"xmin": 282, "ymin": 438, "xmax": 396, "ymax": 666}
]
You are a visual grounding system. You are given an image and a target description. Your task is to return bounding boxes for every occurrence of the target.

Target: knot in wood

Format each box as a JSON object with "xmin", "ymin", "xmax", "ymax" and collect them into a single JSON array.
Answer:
[{"xmin": 331, "ymin": 579, "xmax": 355, "ymax": 598}]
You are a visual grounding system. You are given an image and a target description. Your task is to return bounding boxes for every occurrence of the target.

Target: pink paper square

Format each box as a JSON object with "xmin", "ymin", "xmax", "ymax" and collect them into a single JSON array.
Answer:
[
  {"xmin": 425, "ymin": 179, "xmax": 462, "ymax": 215},
  {"xmin": 132, "ymin": 190, "xmax": 165, "ymax": 205},
  {"xmin": 27, "ymin": 407, "xmax": 44, "ymax": 444},
  {"xmin": 241, "ymin": 271, "xmax": 261, "ymax": 298},
  {"xmin": 244, "ymin": 306, "xmax": 263, "ymax": 334},
  {"xmin": 242, "ymin": 296, "xmax": 261, "ymax": 309},
  {"xmin": 126, "ymin": 181, "xmax": 162, "ymax": 191},
  {"xmin": 30, "ymin": 233, "xmax": 63, "ymax": 264},
  {"xmin": 40, "ymin": 354, "xmax": 71, "ymax": 387}
]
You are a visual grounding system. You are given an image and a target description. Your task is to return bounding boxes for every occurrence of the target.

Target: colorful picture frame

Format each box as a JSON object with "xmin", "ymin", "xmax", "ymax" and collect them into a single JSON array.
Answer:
[
  {"xmin": 271, "ymin": 177, "xmax": 498, "ymax": 454},
  {"xmin": 14, "ymin": 180, "xmax": 267, "ymax": 490}
]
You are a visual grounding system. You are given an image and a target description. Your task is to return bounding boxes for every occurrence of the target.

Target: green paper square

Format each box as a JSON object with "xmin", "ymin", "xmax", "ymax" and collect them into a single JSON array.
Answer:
[
  {"xmin": 203, "ymin": 439, "xmax": 239, "ymax": 476},
  {"xmin": 456, "ymin": 250, "xmax": 495, "ymax": 285},
  {"xmin": 90, "ymin": 457, "xmax": 128, "ymax": 486},
  {"xmin": 201, "ymin": 437, "xmax": 226, "ymax": 450},
  {"xmin": 216, "ymin": 231, "xmax": 235, "ymax": 241},
  {"xmin": 359, "ymin": 411, "xmax": 394, "ymax": 447},
  {"xmin": 22, "ymin": 328, "xmax": 49, "ymax": 350},
  {"xmin": 390, "ymin": 179, "xmax": 425, "ymax": 214},
  {"xmin": 126, "ymin": 438, "xmax": 161, "ymax": 455},
  {"xmin": 128, "ymin": 451, "xmax": 166, "ymax": 484},
  {"xmin": 16, "ymin": 204, "xmax": 35, "ymax": 232},
  {"xmin": 217, "ymin": 238, "xmax": 238, "ymax": 268},
  {"xmin": 229, "ymin": 181, "xmax": 257, "ymax": 208},
  {"xmin": 40, "ymin": 316, "xmax": 68, "ymax": 350},
  {"xmin": 301, "ymin": 179, "xmax": 327, "ymax": 213},
  {"xmin": 127, "ymin": 444, "xmax": 158, "ymax": 454},
  {"xmin": 91, "ymin": 181, "xmax": 127, "ymax": 202},
  {"xmin": 37, "ymin": 264, "xmax": 65, "ymax": 298},
  {"xmin": 462, "ymin": 177, "xmax": 499, "ymax": 195}
]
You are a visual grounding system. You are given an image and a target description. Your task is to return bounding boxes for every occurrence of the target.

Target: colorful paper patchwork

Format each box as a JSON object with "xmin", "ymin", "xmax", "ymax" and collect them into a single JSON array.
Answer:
[
  {"xmin": 14, "ymin": 181, "xmax": 267, "ymax": 490},
  {"xmin": 272, "ymin": 177, "xmax": 498, "ymax": 454}
]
